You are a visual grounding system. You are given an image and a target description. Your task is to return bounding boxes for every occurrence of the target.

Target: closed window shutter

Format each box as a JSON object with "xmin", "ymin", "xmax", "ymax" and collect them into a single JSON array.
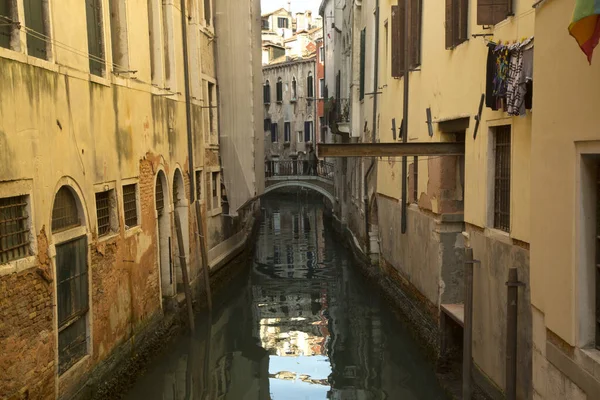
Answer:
[
  {"xmin": 477, "ymin": 0, "xmax": 511, "ymax": 26},
  {"xmin": 458, "ymin": 0, "xmax": 469, "ymax": 44},
  {"xmin": 271, "ymin": 123, "xmax": 278, "ymax": 142},
  {"xmin": 304, "ymin": 121, "xmax": 311, "ymax": 142},
  {"xmin": 276, "ymin": 81, "xmax": 283, "ymax": 101},
  {"xmin": 391, "ymin": 5, "xmax": 405, "ymax": 78},
  {"xmin": 307, "ymin": 76, "xmax": 314, "ymax": 98},
  {"xmin": 445, "ymin": 0, "xmax": 454, "ymax": 49},
  {"xmin": 359, "ymin": 28, "xmax": 366, "ymax": 99},
  {"xmin": 409, "ymin": 0, "xmax": 421, "ymax": 68}
]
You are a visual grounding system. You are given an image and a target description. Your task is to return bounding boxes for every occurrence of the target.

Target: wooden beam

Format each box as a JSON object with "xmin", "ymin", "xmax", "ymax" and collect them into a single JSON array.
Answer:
[{"xmin": 317, "ymin": 142, "xmax": 465, "ymax": 157}]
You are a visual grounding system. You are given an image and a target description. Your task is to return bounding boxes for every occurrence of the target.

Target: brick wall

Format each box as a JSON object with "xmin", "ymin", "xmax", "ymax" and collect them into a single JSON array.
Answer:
[{"xmin": 0, "ymin": 230, "xmax": 55, "ymax": 400}]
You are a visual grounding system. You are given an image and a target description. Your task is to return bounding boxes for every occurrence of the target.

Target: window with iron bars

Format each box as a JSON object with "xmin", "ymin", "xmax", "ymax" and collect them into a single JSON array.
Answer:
[
  {"xmin": 52, "ymin": 187, "xmax": 81, "ymax": 232},
  {"xmin": 155, "ymin": 178, "xmax": 165, "ymax": 216},
  {"xmin": 123, "ymin": 184, "xmax": 138, "ymax": 228},
  {"xmin": 493, "ymin": 126, "xmax": 511, "ymax": 232},
  {"xmin": 0, "ymin": 196, "xmax": 30, "ymax": 263},
  {"xmin": 95, "ymin": 191, "xmax": 112, "ymax": 237}
]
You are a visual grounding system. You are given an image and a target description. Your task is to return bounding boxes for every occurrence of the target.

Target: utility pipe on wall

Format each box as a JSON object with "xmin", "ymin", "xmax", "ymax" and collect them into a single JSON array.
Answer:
[{"xmin": 401, "ymin": 0, "xmax": 409, "ymax": 234}]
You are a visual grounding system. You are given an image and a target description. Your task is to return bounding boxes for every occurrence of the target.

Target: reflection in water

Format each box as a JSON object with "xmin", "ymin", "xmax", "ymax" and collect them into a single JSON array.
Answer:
[{"xmin": 126, "ymin": 196, "xmax": 448, "ymax": 400}]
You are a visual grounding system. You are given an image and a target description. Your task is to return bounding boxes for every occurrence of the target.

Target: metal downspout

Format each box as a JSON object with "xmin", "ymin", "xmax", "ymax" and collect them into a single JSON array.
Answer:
[
  {"xmin": 180, "ymin": 0, "xmax": 195, "ymax": 200},
  {"xmin": 401, "ymin": 0, "xmax": 409, "ymax": 234},
  {"xmin": 365, "ymin": 0, "xmax": 380, "ymax": 250}
]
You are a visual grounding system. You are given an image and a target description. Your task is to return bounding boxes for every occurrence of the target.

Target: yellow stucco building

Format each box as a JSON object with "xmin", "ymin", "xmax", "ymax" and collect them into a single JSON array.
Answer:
[{"xmin": 0, "ymin": 0, "xmax": 263, "ymax": 398}]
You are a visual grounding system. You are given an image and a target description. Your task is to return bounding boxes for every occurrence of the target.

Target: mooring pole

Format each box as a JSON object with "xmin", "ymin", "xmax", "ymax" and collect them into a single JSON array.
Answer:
[
  {"xmin": 506, "ymin": 268, "xmax": 522, "ymax": 400},
  {"xmin": 463, "ymin": 247, "xmax": 474, "ymax": 399},
  {"xmin": 174, "ymin": 212, "xmax": 195, "ymax": 334},
  {"xmin": 195, "ymin": 201, "xmax": 213, "ymax": 311}
]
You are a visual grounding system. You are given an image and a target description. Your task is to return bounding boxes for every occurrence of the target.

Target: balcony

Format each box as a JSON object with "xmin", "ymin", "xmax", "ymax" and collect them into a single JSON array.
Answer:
[{"xmin": 325, "ymin": 97, "xmax": 350, "ymax": 135}]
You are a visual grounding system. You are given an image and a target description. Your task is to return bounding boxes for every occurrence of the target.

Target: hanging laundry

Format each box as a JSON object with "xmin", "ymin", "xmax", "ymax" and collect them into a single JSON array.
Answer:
[
  {"xmin": 568, "ymin": 0, "xmax": 600, "ymax": 64},
  {"xmin": 507, "ymin": 38, "xmax": 533, "ymax": 116},
  {"xmin": 519, "ymin": 43, "xmax": 534, "ymax": 114},
  {"xmin": 485, "ymin": 44, "xmax": 498, "ymax": 110},
  {"xmin": 493, "ymin": 44, "xmax": 510, "ymax": 111}
]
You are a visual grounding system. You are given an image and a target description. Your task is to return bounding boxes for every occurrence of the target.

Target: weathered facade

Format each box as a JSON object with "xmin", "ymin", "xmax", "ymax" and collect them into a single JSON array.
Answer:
[
  {"xmin": 0, "ymin": 0, "xmax": 262, "ymax": 398},
  {"xmin": 321, "ymin": 0, "xmax": 535, "ymax": 397},
  {"xmin": 263, "ymin": 58, "xmax": 317, "ymax": 163}
]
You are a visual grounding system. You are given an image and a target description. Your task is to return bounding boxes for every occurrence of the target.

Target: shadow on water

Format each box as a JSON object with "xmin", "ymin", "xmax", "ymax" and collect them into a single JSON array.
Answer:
[{"xmin": 126, "ymin": 195, "xmax": 449, "ymax": 400}]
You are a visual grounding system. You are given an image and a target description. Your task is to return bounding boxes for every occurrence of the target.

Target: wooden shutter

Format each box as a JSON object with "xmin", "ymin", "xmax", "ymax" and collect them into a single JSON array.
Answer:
[
  {"xmin": 409, "ymin": 0, "xmax": 421, "ymax": 68},
  {"xmin": 391, "ymin": 5, "xmax": 405, "ymax": 78},
  {"xmin": 445, "ymin": 0, "xmax": 454, "ymax": 49},
  {"xmin": 359, "ymin": 28, "xmax": 366, "ymax": 99},
  {"xmin": 458, "ymin": 0, "xmax": 469, "ymax": 43},
  {"xmin": 23, "ymin": 0, "xmax": 47, "ymax": 59},
  {"xmin": 477, "ymin": 0, "xmax": 511, "ymax": 26},
  {"xmin": 304, "ymin": 121, "xmax": 311, "ymax": 142},
  {"xmin": 307, "ymin": 76, "xmax": 314, "ymax": 98},
  {"xmin": 447, "ymin": 0, "xmax": 469, "ymax": 49},
  {"xmin": 276, "ymin": 81, "xmax": 283, "ymax": 102}
]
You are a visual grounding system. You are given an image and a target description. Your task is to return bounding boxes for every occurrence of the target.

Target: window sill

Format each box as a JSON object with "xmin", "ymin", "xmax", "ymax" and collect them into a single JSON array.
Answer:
[
  {"xmin": 0, "ymin": 255, "xmax": 37, "ymax": 277},
  {"xmin": 97, "ymin": 231, "xmax": 119, "ymax": 243},
  {"xmin": 59, "ymin": 354, "xmax": 91, "ymax": 383},
  {"xmin": 89, "ymin": 73, "xmax": 111, "ymax": 87},
  {"xmin": 124, "ymin": 225, "xmax": 142, "ymax": 239}
]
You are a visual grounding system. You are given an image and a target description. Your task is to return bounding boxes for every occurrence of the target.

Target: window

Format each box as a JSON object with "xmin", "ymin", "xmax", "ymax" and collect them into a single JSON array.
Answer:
[
  {"xmin": 109, "ymin": 0, "xmax": 129, "ymax": 72},
  {"xmin": 162, "ymin": 3, "xmax": 175, "ymax": 88},
  {"xmin": 319, "ymin": 79, "xmax": 325, "ymax": 99},
  {"xmin": 319, "ymin": 46, "xmax": 324, "ymax": 62},
  {"xmin": 264, "ymin": 80, "xmax": 271, "ymax": 104},
  {"xmin": 56, "ymin": 236, "xmax": 88, "ymax": 374},
  {"xmin": 195, "ymin": 170, "xmax": 203, "ymax": 201},
  {"xmin": 477, "ymin": 0, "xmax": 512, "ymax": 26},
  {"xmin": 86, "ymin": 0, "xmax": 105, "ymax": 76},
  {"xmin": 446, "ymin": 0, "xmax": 469, "ymax": 49},
  {"xmin": 391, "ymin": 0, "xmax": 422, "ymax": 77},
  {"xmin": 291, "ymin": 77, "xmax": 297, "ymax": 100},
  {"xmin": 284, "ymin": 122, "xmax": 291, "ymax": 142},
  {"xmin": 208, "ymin": 82, "xmax": 215, "ymax": 136},
  {"xmin": 122, "ymin": 184, "xmax": 138, "ymax": 228},
  {"xmin": 264, "ymin": 118, "xmax": 271, "ymax": 132},
  {"xmin": 212, "ymin": 172, "xmax": 219, "ymax": 209},
  {"xmin": 0, "ymin": 196, "xmax": 30, "ymax": 263},
  {"xmin": 277, "ymin": 17, "xmax": 289, "ymax": 29},
  {"xmin": 203, "ymin": 0, "xmax": 211, "ymax": 26},
  {"xmin": 271, "ymin": 122, "xmax": 278, "ymax": 143},
  {"xmin": 147, "ymin": 0, "xmax": 164, "ymax": 83},
  {"xmin": 95, "ymin": 190, "xmax": 116, "ymax": 237},
  {"xmin": 320, "ymin": 116, "xmax": 326, "ymax": 135},
  {"xmin": 262, "ymin": 18, "xmax": 269, "ymax": 30},
  {"xmin": 276, "ymin": 78, "xmax": 283, "ymax": 102},
  {"xmin": 307, "ymin": 72, "xmax": 314, "ymax": 98},
  {"xmin": 493, "ymin": 126, "xmax": 511, "ymax": 232},
  {"xmin": 155, "ymin": 176, "xmax": 165, "ymax": 215},
  {"xmin": 0, "ymin": 1, "xmax": 17, "ymax": 50},
  {"xmin": 52, "ymin": 187, "xmax": 81, "ymax": 232},
  {"xmin": 304, "ymin": 121, "xmax": 313, "ymax": 143},
  {"xmin": 360, "ymin": 28, "xmax": 366, "ymax": 99},
  {"xmin": 23, "ymin": 0, "xmax": 49, "ymax": 59},
  {"xmin": 297, "ymin": 131, "xmax": 303, "ymax": 143}
]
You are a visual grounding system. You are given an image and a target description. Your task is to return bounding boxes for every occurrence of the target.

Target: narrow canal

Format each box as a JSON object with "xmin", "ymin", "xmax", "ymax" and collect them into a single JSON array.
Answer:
[{"xmin": 126, "ymin": 196, "xmax": 448, "ymax": 399}]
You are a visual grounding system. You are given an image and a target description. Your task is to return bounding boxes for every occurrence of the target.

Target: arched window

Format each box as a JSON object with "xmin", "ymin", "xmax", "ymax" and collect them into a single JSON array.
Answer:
[
  {"xmin": 291, "ymin": 77, "xmax": 297, "ymax": 100},
  {"xmin": 263, "ymin": 80, "xmax": 271, "ymax": 104},
  {"xmin": 52, "ymin": 186, "xmax": 81, "ymax": 231},
  {"xmin": 52, "ymin": 185, "xmax": 88, "ymax": 374},
  {"xmin": 276, "ymin": 77, "xmax": 283, "ymax": 102},
  {"xmin": 307, "ymin": 72, "xmax": 314, "ymax": 99}
]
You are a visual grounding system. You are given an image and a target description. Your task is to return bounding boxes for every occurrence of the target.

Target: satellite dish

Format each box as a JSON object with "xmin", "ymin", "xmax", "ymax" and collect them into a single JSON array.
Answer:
[{"xmin": 473, "ymin": 94, "xmax": 485, "ymax": 139}]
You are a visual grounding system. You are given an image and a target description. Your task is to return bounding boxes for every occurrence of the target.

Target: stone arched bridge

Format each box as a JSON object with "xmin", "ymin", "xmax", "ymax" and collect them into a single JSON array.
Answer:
[{"xmin": 264, "ymin": 160, "xmax": 335, "ymax": 204}]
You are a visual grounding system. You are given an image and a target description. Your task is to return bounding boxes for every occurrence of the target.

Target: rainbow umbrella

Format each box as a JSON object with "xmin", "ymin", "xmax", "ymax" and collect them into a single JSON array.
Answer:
[{"xmin": 569, "ymin": 0, "xmax": 600, "ymax": 63}]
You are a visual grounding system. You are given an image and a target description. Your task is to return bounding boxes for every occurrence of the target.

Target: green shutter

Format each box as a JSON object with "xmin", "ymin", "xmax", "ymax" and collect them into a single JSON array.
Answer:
[
  {"xmin": 86, "ymin": 0, "xmax": 105, "ymax": 76},
  {"xmin": 360, "ymin": 28, "xmax": 366, "ymax": 100},
  {"xmin": 23, "ymin": 0, "xmax": 47, "ymax": 59}
]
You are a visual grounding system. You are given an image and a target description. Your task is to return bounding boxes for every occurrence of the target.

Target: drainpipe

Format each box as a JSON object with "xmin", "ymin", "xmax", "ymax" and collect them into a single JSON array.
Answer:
[
  {"xmin": 180, "ymin": 0, "xmax": 195, "ymax": 200},
  {"xmin": 365, "ymin": 0, "xmax": 380, "ymax": 249},
  {"xmin": 401, "ymin": 0, "xmax": 409, "ymax": 234}
]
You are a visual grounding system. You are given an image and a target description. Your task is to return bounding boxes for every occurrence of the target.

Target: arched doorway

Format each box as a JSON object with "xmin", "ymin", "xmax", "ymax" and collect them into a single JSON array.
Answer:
[
  {"xmin": 51, "ymin": 185, "xmax": 88, "ymax": 375},
  {"xmin": 172, "ymin": 169, "xmax": 189, "ymax": 292},
  {"xmin": 155, "ymin": 171, "xmax": 173, "ymax": 297}
]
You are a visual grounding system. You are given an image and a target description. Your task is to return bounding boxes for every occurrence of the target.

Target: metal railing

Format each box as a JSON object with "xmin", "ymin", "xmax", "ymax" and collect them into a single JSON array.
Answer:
[{"xmin": 265, "ymin": 160, "xmax": 334, "ymax": 180}]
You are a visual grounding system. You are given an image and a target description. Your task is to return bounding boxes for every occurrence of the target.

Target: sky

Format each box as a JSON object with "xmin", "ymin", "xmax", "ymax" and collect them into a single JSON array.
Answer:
[{"xmin": 261, "ymin": 0, "xmax": 321, "ymax": 15}]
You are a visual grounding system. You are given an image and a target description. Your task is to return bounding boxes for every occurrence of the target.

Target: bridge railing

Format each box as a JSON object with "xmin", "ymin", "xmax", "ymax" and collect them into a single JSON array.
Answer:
[{"xmin": 265, "ymin": 160, "xmax": 334, "ymax": 180}]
